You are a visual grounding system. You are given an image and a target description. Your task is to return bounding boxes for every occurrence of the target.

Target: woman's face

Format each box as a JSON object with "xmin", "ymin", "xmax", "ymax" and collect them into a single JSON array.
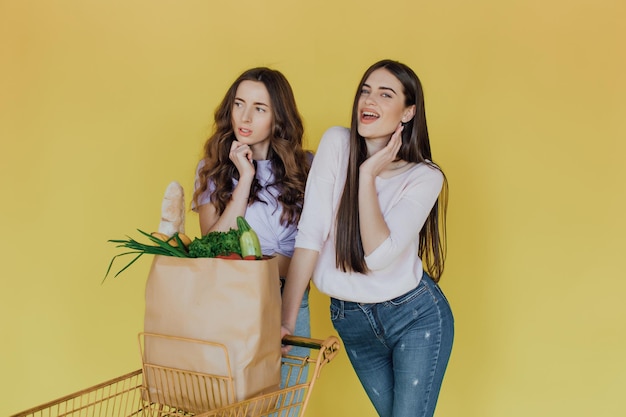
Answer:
[
  {"xmin": 231, "ymin": 80, "xmax": 273, "ymax": 153},
  {"xmin": 357, "ymin": 68, "xmax": 415, "ymax": 141}
]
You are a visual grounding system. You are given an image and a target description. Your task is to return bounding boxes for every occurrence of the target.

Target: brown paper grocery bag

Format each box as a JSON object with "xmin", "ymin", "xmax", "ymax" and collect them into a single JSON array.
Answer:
[{"xmin": 142, "ymin": 255, "xmax": 282, "ymax": 412}]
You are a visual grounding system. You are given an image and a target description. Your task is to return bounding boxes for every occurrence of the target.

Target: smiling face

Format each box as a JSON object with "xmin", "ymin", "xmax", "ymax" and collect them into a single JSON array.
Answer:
[
  {"xmin": 231, "ymin": 80, "xmax": 273, "ymax": 158},
  {"xmin": 357, "ymin": 68, "xmax": 416, "ymax": 142}
]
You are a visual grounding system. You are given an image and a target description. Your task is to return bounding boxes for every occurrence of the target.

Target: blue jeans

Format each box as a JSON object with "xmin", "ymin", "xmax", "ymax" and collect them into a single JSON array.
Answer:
[
  {"xmin": 281, "ymin": 287, "xmax": 311, "ymax": 388},
  {"xmin": 330, "ymin": 273, "xmax": 454, "ymax": 417},
  {"xmin": 272, "ymin": 288, "xmax": 310, "ymax": 417}
]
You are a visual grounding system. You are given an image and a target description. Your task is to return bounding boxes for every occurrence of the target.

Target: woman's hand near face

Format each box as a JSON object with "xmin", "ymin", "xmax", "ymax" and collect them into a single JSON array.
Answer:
[
  {"xmin": 200, "ymin": 140, "xmax": 255, "ymax": 234},
  {"xmin": 357, "ymin": 124, "xmax": 403, "ymax": 255},
  {"xmin": 359, "ymin": 124, "xmax": 403, "ymax": 178},
  {"xmin": 229, "ymin": 140, "xmax": 255, "ymax": 180}
]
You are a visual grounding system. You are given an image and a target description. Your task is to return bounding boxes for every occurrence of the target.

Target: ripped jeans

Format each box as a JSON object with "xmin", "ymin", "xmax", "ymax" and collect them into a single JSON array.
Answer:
[{"xmin": 330, "ymin": 272, "xmax": 454, "ymax": 417}]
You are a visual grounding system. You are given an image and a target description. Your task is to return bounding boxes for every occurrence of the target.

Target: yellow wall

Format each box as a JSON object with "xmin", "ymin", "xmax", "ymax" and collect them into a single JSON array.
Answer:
[{"xmin": 2, "ymin": 0, "xmax": 625, "ymax": 415}]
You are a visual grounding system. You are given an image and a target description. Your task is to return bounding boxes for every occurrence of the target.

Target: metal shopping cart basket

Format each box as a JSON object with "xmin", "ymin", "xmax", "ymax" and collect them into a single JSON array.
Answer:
[{"xmin": 11, "ymin": 334, "xmax": 340, "ymax": 417}]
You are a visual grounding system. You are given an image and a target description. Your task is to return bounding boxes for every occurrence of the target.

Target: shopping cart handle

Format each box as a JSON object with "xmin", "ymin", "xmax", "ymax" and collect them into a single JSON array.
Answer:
[
  {"xmin": 282, "ymin": 335, "xmax": 328, "ymax": 349},
  {"xmin": 282, "ymin": 335, "xmax": 341, "ymax": 362}
]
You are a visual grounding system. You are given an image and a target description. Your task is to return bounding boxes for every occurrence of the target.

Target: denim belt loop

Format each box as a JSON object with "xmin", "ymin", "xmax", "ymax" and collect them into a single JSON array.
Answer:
[{"xmin": 331, "ymin": 297, "xmax": 346, "ymax": 318}]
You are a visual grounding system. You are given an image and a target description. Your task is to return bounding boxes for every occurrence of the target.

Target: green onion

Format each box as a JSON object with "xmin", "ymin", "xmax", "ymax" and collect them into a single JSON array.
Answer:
[{"xmin": 103, "ymin": 229, "xmax": 190, "ymax": 282}]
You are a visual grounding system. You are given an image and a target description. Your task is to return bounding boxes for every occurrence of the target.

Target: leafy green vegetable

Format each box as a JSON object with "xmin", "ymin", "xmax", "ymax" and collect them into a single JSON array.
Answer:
[
  {"xmin": 104, "ymin": 230, "xmax": 189, "ymax": 282},
  {"xmin": 105, "ymin": 227, "xmax": 246, "ymax": 282},
  {"xmin": 188, "ymin": 228, "xmax": 242, "ymax": 258}
]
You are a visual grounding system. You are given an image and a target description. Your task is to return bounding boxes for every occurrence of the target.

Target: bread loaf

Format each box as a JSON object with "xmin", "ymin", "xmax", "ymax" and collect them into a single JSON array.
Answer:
[{"xmin": 158, "ymin": 181, "xmax": 185, "ymax": 237}]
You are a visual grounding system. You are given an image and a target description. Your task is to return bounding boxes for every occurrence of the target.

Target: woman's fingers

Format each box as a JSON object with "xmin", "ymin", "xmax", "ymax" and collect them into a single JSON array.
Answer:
[
  {"xmin": 388, "ymin": 123, "xmax": 404, "ymax": 154},
  {"xmin": 229, "ymin": 141, "xmax": 255, "ymax": 176},
  {"xmin": 360, "ymin": 124, "xmax": 404, "ymax": 176},
  {"xmin": 280, "ymin": 325, "xmax": 293, "ymax": 355},
  {"xmin": 230, "ymin": 141, "xmax": 252, "ymax": 162}
]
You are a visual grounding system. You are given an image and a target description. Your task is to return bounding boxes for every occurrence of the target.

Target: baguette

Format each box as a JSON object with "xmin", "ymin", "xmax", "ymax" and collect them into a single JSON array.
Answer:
[{"xmin": 158, "ymin": 181, "xmax": 185, "ymax": 237}]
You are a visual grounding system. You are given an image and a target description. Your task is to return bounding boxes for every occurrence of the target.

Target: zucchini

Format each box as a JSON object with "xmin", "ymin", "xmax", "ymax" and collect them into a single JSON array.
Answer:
[{"xmin": 236, "ymin": 216, "xmax": 262, "ymax": 259}]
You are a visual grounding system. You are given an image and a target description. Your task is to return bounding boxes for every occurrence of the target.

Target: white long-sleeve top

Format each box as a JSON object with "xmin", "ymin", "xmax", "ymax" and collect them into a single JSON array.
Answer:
[{"xmin": 295, "ymin": 126, "xmax": 444, "ymax": 303}]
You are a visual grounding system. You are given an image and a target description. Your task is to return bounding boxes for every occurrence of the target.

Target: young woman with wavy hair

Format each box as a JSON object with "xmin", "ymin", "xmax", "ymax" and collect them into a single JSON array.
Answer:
[
  {"xmin": 192, "ymin": 67, "xmax": 312, "ymax": 388},
  {"xmin": 281, "ymin": 60, "xmax": 453, "ymax": 417}
]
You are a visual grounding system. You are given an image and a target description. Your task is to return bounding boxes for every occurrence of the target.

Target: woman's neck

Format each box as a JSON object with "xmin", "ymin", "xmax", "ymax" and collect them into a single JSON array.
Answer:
[
  {"xmin": 251, "ymin": 141, "xmax": 270, "ymax": 160},
  {"xmin": 364, "ymin": 136, "xmax": 389, "ymax": 158}
]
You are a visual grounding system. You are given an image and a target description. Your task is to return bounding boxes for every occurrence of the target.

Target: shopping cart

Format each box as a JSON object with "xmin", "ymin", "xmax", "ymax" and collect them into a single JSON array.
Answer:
[{"xmin": 11, "ymin": 334, "xmax": 340, "ymax": 417}]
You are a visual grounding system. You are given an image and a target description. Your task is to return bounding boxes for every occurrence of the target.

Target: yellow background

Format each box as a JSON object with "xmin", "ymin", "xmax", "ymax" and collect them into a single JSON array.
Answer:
[{"xmin": 2, "ymin": 0, "xmax": 625, "ymax": 416}]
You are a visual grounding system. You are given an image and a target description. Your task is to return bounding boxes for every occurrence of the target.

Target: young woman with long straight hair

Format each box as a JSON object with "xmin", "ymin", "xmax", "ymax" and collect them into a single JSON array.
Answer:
[{"xmin": 281, "ymin": 59, "xmax": 453, "ymax": 417}]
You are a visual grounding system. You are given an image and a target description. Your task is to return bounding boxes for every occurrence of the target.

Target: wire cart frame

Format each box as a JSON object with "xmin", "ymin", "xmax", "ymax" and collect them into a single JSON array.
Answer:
[{"xmin": 11, "ymin": 334, "xmax": 340, "ymax": 417}]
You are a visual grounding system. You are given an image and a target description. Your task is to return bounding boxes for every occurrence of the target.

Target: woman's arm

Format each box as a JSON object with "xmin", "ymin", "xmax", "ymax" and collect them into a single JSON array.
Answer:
[
  {"xmin": 358, "ymin": 125, "xmax": 443, "ymax": 269},
  {"xmin": 198, "ymin": 141, "xmax": 256, "ymax": 235},
  {"xmin": 198, "ymin": 175, "xmax": 253, "ymax": 234},
  {"xmin": 358, "ymin": 125, "xmax": 403, "ymax": 255},
  {"xmin": 280, "ymin": 247, "xmax": 318, "ymax": 350},
  {"xmin": 280, "ymin": 127, "xmax": 345, "ymax": 349}
]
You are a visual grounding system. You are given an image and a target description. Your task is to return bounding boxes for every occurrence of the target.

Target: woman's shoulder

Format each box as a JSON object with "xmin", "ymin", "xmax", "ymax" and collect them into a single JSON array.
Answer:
[
  {"xmin": 408, "ymin": 161, "xmax": 445, "ymax": 188},
  {"xmin": 195, "ymin": 158, "xmax": 206, "ymax": 170},
  {"xmin": 321, "ymin": 126, "xmax": 350, "ymax": 140},
  {"xmin": 318, "ymin": 126, "xmax": 350, "ymax": 151}
]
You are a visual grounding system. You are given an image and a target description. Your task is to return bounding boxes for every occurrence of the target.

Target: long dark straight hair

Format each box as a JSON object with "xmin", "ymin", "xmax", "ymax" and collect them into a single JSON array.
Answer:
[
  {"xmin": 334, "ymin": 59, "xmax": 448, "ymax": 282},
  {"xmin": 192, "ymin": 67, "xmax": 310, "ymax": 226}
]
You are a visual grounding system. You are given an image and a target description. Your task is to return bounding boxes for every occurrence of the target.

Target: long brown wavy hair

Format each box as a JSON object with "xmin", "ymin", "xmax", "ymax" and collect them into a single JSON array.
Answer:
[
  {"xmin": 335, "ymin": 59, "xmax": 449, "ymax": 282},
  {"xmin": 192, "ymin": 67, "xmax": 311, "ymax": 226}
]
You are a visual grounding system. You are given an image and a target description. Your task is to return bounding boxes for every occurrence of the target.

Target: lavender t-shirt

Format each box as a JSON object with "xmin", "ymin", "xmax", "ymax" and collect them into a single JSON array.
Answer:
[{"xmin": 193, "ymin": 159, "xmax": 298, "ymax": 258}]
